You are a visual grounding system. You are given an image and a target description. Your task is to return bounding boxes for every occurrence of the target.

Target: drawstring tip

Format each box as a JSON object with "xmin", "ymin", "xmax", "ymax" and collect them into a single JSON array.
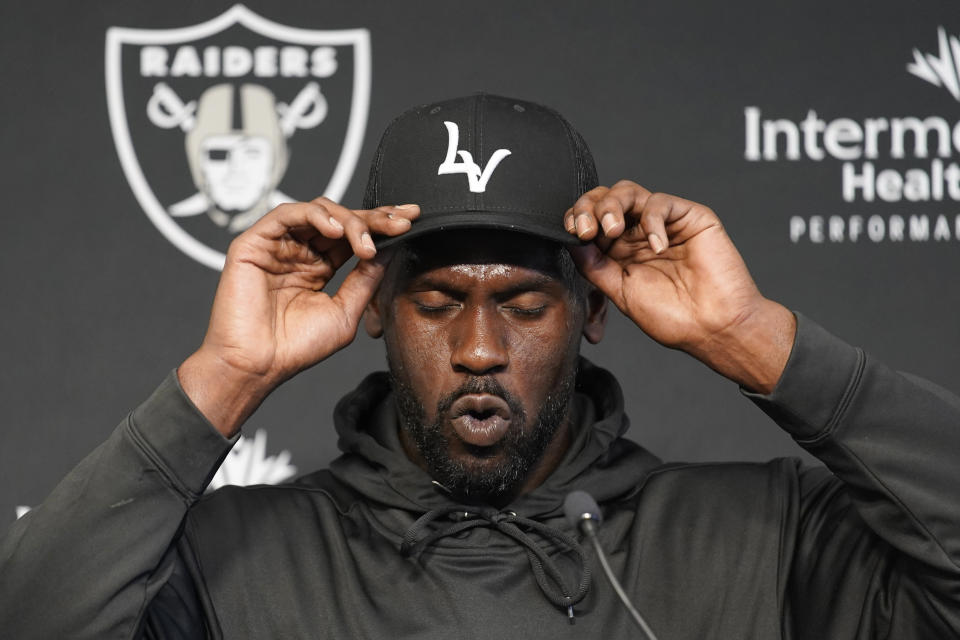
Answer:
[{"xmin": 567, "ymin": 605, "xmax": 576, "ymax": 624}]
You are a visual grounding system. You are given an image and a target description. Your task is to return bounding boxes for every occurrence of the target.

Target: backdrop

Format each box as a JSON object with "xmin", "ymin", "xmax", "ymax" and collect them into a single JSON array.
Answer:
[{"xmin": 3, "ymin": 0, "xmax": 959, "ymax": 524}]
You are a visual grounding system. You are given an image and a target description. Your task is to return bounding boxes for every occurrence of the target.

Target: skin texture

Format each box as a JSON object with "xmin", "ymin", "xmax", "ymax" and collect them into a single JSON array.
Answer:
[
  {"xmin": 179, "ymin": 181, "xmax": 795, "ymax": 500},
  {"xmin": 364, "ymin": 231, "xmax": 606, "ymax": 504}
]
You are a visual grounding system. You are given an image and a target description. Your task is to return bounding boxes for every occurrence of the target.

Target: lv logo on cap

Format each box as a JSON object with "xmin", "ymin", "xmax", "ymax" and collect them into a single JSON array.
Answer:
[{"xmin": 437, "ymin": 121, "xmax": 512, "ymax": 193}]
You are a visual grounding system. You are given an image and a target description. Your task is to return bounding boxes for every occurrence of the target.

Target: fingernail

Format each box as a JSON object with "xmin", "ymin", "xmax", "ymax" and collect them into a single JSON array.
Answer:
[
  {"xmin": 575, "ymin": 214, "xmax": 591, "ymax": 238},
  {"xmin": 329, "ymin": 216, "xmax": 343, "ymax": 231},
  {"xmin": 565, "ymin": 216, "xmax": 576, "ymax": 233},
  {"xmin": 361, "ymin": 232, "xmax": 376, "ymax": 252},
  {"xmin": 395, "ymin": 204, "xmax": 417, "ymax": 210},
  {"xmin": 601, "ymin": 212, "xmax": 616, "ymax": 234},
  {"xmin": 649, "ymin": 233, "xmax": 665, "ymax": 254}
]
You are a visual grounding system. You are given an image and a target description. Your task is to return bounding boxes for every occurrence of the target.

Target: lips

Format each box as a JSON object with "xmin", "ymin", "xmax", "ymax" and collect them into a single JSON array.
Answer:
[{"xmin": 448, "ymin": 393, "xmax": 513, "ymax": 447}]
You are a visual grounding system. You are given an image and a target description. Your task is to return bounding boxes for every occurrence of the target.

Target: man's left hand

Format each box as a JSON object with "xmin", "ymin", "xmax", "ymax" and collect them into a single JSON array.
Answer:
[{"xmin": 566, "ymin": 180, "xmax": 795, "ymax": 393}]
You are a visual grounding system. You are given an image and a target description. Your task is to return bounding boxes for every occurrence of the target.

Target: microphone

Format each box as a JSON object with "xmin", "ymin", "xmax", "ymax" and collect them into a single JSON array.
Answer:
[{"xmin": 563, "ymin": 491, "xmax": 660, "ymax": 640}]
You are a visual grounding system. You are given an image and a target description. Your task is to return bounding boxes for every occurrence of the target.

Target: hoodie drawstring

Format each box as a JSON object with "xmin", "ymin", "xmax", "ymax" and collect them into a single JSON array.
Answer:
[{"xmin": 400, "ymin": 505, "xmax": 592, "ymax": 622}]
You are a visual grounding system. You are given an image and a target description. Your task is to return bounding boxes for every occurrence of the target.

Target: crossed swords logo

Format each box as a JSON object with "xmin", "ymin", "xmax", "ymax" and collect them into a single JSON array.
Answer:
[{"xmin": 147, "ymin": 80, "xmax": 327, "ymax": 134}]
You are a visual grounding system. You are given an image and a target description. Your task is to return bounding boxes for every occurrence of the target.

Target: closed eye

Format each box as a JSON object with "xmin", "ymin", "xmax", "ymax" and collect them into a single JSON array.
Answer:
[
  {"xmin": 415, "ymin": 303, "xmax": 459, "ymax": 314},
  {"xmin": 504, "ymin": 305, "xmax": 546, "ymax": 317}
]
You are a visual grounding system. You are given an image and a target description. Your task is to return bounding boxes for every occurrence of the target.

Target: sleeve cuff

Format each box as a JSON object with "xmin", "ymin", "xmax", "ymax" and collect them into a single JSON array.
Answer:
[
  {"xmin": 742, "ymin": 313, "xmax": 865, "ymax": 441},
  {"xmin": 128, "ymin": 370, "xmax": 238, "ymax": 497}
]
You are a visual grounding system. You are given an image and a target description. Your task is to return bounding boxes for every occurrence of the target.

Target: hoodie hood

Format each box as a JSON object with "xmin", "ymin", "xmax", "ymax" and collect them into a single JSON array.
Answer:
[{"xmin": 328, "ymin": 357, "xmax": 661, "ymax": 521}]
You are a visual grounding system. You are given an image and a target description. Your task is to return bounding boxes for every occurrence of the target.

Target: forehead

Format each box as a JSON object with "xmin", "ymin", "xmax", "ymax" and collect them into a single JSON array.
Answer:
[{"xmin": 393, "ymin": 230, "xmax": 566, "ymax": 285}]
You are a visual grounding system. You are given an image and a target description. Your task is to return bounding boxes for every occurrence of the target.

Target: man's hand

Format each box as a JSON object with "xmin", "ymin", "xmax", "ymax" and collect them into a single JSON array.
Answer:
[
  {"xmin": 178, "ymin": 198, "xmax": 419, "ymax": 436},
  {"xmin": 566, "ymin": 181, "xmax": 795, "ymax": 393}
]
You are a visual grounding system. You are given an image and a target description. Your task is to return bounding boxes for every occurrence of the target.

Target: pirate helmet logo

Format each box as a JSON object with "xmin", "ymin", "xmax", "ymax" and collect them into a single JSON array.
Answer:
[
  {"xmin": 106, "ymin": 6, "xmax": 371, "ymax": 269},
  {"xmin": 187, "ymin": 84, "xmax": 288, "ymax": 231}
]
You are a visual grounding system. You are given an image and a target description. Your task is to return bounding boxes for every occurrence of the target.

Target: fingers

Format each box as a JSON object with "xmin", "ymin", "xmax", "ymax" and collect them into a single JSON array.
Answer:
[
  {"xmin": 252, "ymin": 201, "xmax": 347, "ymax": 243},
  {"xmin": 310, "ymin": 198, "xmax": 419, "ymax": 260},
  {"xmin": 564, "ymin": 181, "xmax": 652, "ymax": 244},
  {"xmin": 241, "ymin": 200, "xmax": 419, "ymax": 267},
  {"xmin": 636, "ymin": 192, "xmax": 672, "ymax": 255},
  {"xmin": 634, "ymin": 192, "xmax": 707, "ymax": 255},
  {"xmin": 564, "ymin": 182, "xmax": 715, "ymax": 256},
  {"xmin": 564, "ymin": 187, "xmax": 604, "ymax": 240}
]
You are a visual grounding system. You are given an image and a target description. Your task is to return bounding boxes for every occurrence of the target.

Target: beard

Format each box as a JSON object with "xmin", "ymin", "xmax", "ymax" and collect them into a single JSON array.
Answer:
[{"xmin": 389, "ymin": 366, "xmax": 576, "ymax": 505}]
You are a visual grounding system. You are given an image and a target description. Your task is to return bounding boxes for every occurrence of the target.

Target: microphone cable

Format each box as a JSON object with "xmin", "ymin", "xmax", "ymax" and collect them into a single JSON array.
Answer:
[{"xmin": 563, "ymin": 490, "xmax": 660, "ymax": 640}]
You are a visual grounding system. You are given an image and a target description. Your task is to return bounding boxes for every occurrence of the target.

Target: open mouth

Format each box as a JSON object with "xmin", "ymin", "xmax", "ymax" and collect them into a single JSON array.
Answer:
[{"xmin": 449, "ymin": 394, "xmax": 513, "ymax": 448}]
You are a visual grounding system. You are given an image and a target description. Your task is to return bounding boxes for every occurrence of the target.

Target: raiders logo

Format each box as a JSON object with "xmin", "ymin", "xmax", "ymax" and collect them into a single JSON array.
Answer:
[{"xmin": 106, "ymin": 5, "xmax": 371, "ymax": 269}]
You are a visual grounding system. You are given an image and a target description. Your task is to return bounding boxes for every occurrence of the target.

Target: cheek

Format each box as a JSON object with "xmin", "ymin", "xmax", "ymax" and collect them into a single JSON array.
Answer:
[
  {"xmin": 509, "ymin": 319, "xmax": 580, "ymax": 393},
  {"xmin": 383, "ymin": 314, "xmax": 450, "ymax": 410}
]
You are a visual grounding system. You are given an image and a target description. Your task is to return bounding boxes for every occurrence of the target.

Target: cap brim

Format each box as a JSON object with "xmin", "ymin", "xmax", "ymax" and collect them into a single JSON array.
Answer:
[{"xmin": 372, "ymin": 209, "xmax": 582, "ymax": 249}]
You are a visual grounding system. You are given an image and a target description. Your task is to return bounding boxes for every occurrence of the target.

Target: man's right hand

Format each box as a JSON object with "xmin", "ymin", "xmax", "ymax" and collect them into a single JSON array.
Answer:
[{"xmin": 178, "ymin": 198, "xmax": 419, "ymax": 437}]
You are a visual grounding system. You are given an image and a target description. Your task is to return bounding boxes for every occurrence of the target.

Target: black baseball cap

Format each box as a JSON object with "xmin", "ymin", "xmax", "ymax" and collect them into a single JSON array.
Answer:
[{"xmin": 363, "ymin": 93, "xmax": 598, "ymax": 247}]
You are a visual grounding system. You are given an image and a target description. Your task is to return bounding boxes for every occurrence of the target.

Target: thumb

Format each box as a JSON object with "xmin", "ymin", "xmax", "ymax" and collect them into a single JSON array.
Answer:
[
  {"xmin": 568, "ymin": 243, "xmax": 623, "ymax": 302},
  {"xmin": 331, "ymin": 258, "xmax": 388, "ymax": 330}
]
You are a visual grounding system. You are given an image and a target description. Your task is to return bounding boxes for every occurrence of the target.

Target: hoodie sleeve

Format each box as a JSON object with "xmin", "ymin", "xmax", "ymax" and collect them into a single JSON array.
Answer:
[
  {"xmin": 745, "ymin": 314, "xmax": 960, "ymax": 639},
  {"xmin": 0, "ymin": 371, "xmax": 235, "ymax": 640}
]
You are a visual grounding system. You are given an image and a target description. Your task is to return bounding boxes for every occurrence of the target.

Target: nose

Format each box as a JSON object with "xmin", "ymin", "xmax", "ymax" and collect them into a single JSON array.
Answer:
[{"xmin": 450, "ymin": 306, "xmax": 509, "ymax": 375}]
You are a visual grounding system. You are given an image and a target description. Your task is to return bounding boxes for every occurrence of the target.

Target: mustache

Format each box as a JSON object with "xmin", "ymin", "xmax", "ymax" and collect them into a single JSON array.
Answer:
[{"xmin": 436, "ymin": 377, "xmax": 525, "ymax": 420}]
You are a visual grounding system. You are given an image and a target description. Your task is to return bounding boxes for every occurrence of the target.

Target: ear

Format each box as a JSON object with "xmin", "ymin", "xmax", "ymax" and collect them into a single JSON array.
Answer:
[
  {"xmin": 363, "ymin": 295, "xmax": 384, "ymax": 339},
  {"xmin": 581, "ymin": 287, "xmax": 607, "ymax": 344}
]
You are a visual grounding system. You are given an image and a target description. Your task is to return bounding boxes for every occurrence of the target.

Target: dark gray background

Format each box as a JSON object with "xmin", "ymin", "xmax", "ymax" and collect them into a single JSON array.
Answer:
[{"xmin": 2, "ymin": 0, "xmax": 958, "ymax": 524}]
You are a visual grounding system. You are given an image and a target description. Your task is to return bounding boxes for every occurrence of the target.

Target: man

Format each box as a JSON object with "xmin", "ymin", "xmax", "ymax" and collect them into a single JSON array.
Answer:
[{"xmin": 2, "ymin": 93, "xmax": 958, "ymax": 638}]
